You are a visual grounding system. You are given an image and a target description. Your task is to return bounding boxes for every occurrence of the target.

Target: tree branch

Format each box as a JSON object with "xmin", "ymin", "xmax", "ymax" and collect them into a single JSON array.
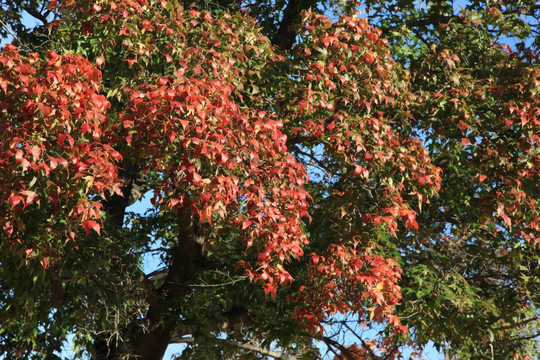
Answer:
[
  {"xmin": 20, "ymin": 4, "xmax": 50, "ymax": 25},
  {"xmin": 322, "ymin": 336, "xmax": 357, "ymax": 360},
  {"xmin": 495, "ymin": 331, "xmax": 540, "ymax": 345},
  {"xmin": 170, "ymin": 336, "xmax": 293, "ymax": 359},
  {"xmin": 0, "ymin": 18, "xmax": 20, "ymax": 43},
  {"xmin": 341, "ymin": 321, "xmax": 381, "ymax": 360},
  {"xmin": 138, "ymin": 268, "xmax": 162, "ymax": 310},
  {"xmin": 215, "ymin": 338, "xmax": 292, "ymax": 360}
]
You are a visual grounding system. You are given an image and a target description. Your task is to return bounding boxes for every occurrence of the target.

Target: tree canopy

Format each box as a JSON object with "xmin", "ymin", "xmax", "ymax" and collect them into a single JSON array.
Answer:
[{"xmin": 0, "ymin": 1, "xmax": 539, "ymax": 359}]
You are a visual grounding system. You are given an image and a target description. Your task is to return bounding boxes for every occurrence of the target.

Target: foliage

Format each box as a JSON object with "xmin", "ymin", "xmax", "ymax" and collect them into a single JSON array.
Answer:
[{"xmin": 0, "ymin": 0, "xmax": 538, "ymax": 359}]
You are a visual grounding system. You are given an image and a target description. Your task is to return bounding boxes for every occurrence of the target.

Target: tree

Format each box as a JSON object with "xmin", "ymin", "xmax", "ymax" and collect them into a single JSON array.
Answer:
[
  {"xmin": 361, "ymin": 1, "xmax": 540, "ymax": 358},
  {"xmin": 0, "ymin": 1, "xmax": 538, "ymax": 359}
]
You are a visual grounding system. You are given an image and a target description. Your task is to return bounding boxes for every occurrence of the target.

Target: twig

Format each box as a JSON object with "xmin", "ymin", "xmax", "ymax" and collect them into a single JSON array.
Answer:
[{"xmin": 0, "ymin": 18, "xmax": 20, "ymax": 43}]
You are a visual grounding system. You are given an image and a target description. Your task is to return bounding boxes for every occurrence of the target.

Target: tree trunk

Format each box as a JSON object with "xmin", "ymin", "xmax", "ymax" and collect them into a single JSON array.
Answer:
[{"xmin": 134, "ymin": 205, "xmax": 205, "ymax": 360}]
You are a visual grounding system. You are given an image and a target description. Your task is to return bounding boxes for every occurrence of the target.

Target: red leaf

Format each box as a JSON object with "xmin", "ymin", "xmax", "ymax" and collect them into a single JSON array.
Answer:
[
  {"xmin": 15, "ymin": 149, "xmax": 24, "ymax": 162},
  {"xmin": 169, "ymin": 198, "xmax": 181, "ymax": 208},
  {"xmin": 179, "ymin": 120, "xmax": 189, "ymax": 129},
  {"xmin": 298, "ymin": 100, "xmax": 308, "ymax": 113},
  {"xmin": 264, "ymin": 283, "xmax": 276, "ymax": 297},
  {"xmin": 9, "ymin": 196, "xmax": 24, "ymax": 207},
  {"xmin": 83, "ymin": 220, "xmax": 101, "ymax": 236},
  {"xmin": 260, "ymin": 270, "xmax": 272, "ymax": 282},
  {"xmin": 125, "ymin": 58, "xmax": 137, "ymax": 67},
  {"xmin": 40, "ymin": 256, "xmax": 50, "ymax": 269},
  {"xmin": 22, "ymin": 190, "xmax": 38, "ymax": 207},
  {"xmin": 501, "ymin": 213, "xmax": 512, "ymax": 228},
  {"xmin": 192, "ymin": 172, "xmax": 202, "ymax": 184},
  {"xmin": 219, "ymin": 153, "xmax": 229, "ymax": 165},
  {"xmin": 95, "ymin": 56, "xmax": 104, "ymax": 66},
  {"xmin": 28, "ymin": 146, "xmax": 40, "ymax": 160},
  {"xmin": 354, "ymin": 165, "xmax": 369, "ymax": 179},
  {"xmin": 407, "ymin": 220, "xmax": 419, "ymax": 230},
  {"xmin": 397, "ymin": 325, "xmax": 409, "ymax": 334}
]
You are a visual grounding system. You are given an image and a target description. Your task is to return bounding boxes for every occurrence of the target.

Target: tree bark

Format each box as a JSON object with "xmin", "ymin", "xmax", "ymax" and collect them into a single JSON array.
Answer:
[
  {"xmin": 134, "ymin": 205, "xmax": 206, "ymax": 360},
  {"xmin": 274, "ymin": 0, "xmax": 317, "ymax": 50},
  {"xmin": 102, "ymin": 160, "xmax": 137, "ymax": 227}
]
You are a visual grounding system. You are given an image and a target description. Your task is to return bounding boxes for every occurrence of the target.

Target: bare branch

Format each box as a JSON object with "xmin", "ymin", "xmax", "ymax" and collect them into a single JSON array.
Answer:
[
  {"xmin": 170, "ymin": 336, "xmax": 293, "ymax": 359},
  {"xmin": 322, "ymin": 336, "xmax": 357, "ymax": 360},
  {"xmin": 0, "ymin": 18, "xmax": 20, "ymax": 43},
  {"xmin": 495, "ymin": 332, "xmax": 540, "ymax": 345},
  {"xmin": 341, "ymin": 321, "xmax": 381, "ymax": 360}
]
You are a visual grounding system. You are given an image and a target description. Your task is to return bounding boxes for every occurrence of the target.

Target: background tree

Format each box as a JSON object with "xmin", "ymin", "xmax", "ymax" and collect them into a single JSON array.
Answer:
[{"xmin": 0, "ymin": 1, "xmax": 538, "ymax": 360}]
